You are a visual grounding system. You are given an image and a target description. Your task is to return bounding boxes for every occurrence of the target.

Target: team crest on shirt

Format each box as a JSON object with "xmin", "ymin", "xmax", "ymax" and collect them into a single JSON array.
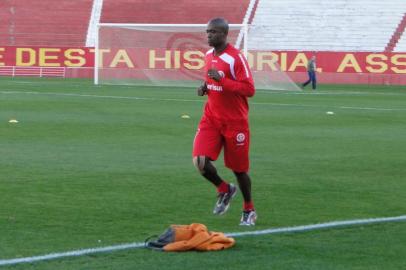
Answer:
[{"xmin": 236, "ymin": 133, "xmax": 245, "ymax": 143}]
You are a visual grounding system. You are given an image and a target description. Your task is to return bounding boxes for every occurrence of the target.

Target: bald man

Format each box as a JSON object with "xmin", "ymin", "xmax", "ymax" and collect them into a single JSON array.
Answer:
[{"xmin": 192, "ymin": 18, "xmax": 257, "ymax": 226}]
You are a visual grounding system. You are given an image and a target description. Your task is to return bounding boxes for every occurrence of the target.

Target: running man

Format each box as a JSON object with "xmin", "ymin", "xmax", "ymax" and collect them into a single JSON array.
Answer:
[{"xmin": 192, "ymin": 18, "xmax": 257, "ymax": 226}]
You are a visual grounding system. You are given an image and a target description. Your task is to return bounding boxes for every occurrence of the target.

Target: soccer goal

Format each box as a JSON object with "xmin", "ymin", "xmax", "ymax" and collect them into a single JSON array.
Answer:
[{"xmin": 94, "ymin": 23, "xmax": 300, "ymax": 91}]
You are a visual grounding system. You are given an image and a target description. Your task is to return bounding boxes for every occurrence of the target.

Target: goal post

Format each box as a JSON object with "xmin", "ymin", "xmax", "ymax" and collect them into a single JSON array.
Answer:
[{"xmin": 94, "ymin": 23, "xmax": 300, "ymax": 91}]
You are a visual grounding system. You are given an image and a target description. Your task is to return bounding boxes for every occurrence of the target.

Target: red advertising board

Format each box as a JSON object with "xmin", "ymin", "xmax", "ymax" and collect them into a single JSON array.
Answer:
[
  {"xmin": 0, "ymin": 46, "xmax": 95, "ymax": 67},
  {"xmin": 0, "ymin": 46, "xmax": 405, "ymax": 84}
]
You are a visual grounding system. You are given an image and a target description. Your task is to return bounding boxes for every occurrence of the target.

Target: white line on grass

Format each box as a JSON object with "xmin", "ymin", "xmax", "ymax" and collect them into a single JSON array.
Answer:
[
  {"xmin": 257, "ymin": 89, "xmax": 406, "ymax": 96},
  {"xmin": 226, "ymin": 215, "xmax": 406, "ymax": 237},
  {"xmin": 0, "ymin": 215, "xmax": 405, "ymax": 266},
  {"xmin": 1, "ymin": 90, "xmax": 406, "ymax": 111},
  {"xmin": 0, "ymin": 242, "xmax": 144, "ymax": 266},
  {"xmin": 251, "ymin": 101, "xmax": 406, "ymax": 111},
  {"xmin": 3, "ymin": 80, "xmax": 406, "ymax": 96}
]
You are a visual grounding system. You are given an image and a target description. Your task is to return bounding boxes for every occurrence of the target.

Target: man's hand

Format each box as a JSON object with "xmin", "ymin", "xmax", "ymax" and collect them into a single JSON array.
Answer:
[
  {"xmin": 208, "ymin": 68, "xmax": 222, "ymax": 82},
  {"xmin": 197, "ymin": 83, "xmax": 207, "ymax": 96}
]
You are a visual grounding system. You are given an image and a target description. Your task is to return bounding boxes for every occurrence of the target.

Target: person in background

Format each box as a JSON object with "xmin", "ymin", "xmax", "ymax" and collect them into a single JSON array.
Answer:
[{"xmin": 302, "ymin": 55, "xmax": 317, "ymax": 90}]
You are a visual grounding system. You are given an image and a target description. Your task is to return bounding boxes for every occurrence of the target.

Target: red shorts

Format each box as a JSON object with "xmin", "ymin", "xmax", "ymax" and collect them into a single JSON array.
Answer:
[{"xmin": 193, "ymin": 115, "xmax": 250, "ymax": 172}]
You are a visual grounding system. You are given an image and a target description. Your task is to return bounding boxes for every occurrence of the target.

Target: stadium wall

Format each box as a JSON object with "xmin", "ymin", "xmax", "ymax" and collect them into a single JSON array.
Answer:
[{"xmin": 0, "ymin": 46, "xmax": 405, "ymax": 85}]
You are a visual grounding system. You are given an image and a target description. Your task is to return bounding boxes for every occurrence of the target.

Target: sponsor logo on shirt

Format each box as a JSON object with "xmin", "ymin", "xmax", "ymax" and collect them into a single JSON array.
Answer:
[{"xmin": 207, "ymin": 84, "xmax": 223, "ymax": 92}]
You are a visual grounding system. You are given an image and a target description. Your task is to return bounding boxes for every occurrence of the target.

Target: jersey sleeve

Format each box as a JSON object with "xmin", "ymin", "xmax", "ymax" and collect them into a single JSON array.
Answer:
[{"xmin": 220, "ymin": 53, "xmax": 255, "ymax": 97}]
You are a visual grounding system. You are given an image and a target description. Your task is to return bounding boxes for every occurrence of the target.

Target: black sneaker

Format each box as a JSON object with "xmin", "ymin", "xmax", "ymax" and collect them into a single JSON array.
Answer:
[{"xmin": 213, "ymin": 184, "xmax": 237, "ymax": 215}]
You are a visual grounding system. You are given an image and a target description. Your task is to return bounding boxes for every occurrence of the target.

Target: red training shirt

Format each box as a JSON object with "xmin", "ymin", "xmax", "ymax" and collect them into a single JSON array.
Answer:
[{"xmin": 203, "ymin": 44, "xmax": 255, "ymax": 122}]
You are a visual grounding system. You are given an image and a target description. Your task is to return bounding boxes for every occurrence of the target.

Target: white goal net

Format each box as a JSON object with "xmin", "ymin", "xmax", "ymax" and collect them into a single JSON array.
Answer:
[{"xmin": 95, "ymin": 23, "xmax": 300, "ymax": 91}]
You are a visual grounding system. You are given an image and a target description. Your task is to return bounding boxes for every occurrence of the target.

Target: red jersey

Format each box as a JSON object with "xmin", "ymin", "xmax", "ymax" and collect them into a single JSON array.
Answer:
[{"xmin": 203, "ymin": 44, "xmax": 255, "ymax": 122}]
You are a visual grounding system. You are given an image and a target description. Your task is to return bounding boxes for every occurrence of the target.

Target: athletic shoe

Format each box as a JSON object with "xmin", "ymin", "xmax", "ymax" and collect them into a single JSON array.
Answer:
[
  {"xmin": 213, "ymin": 183, "xmax": 237, "ymax": 215},
  {"xmin": 240, "ymin": 210, "xmax": 257, "ymax": 226}
]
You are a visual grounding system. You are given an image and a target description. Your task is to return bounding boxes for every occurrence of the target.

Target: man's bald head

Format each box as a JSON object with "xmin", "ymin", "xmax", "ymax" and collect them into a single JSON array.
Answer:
[{"xmin": 208, "ymin": 18, "xmax": 229, "ymax": 35}]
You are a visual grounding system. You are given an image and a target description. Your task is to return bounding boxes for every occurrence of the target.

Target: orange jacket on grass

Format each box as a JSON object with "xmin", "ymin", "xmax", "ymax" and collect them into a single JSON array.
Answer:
[{"xmin": 161, "ymin": 223, "xmax": 235, "ymax": 251}]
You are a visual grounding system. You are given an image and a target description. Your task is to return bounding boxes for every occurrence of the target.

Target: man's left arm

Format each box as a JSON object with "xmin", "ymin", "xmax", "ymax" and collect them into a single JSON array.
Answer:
[
  {"xmin": 220, "ymin": 77, "xmax": 255, "ymax": 97},
  {"xmin": 208, "ymin": 54, "xmax": 255, "ymax": 97}
]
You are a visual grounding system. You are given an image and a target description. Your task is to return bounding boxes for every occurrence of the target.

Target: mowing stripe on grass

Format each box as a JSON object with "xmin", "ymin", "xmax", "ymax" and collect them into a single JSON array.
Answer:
[
  {"xmin": 1, "ymin": 90, "xmax": 406, "ymax": 111},
  {"xmin": 1, "ymin": 215, "xmax": 405, "ymax": 266}
]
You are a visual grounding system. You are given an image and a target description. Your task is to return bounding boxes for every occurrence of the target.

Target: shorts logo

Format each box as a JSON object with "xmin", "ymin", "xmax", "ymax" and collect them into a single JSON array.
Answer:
[{"xmin": 236, "ymin": 133, "xmax": 245, "ymax": 143}]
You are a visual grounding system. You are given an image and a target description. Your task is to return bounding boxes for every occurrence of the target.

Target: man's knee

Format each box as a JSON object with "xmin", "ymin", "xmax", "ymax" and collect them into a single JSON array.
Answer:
[
  {"xmin": 193, "ymin": 156, "xmax": 207, "ymax": 174},
  {"xmin": 233, "ymin": 171, "xmax": 247, "ymax": 176}
]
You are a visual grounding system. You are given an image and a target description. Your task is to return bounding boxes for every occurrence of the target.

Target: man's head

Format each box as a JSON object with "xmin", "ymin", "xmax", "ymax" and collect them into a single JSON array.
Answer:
[{"xmin": 206, "ymin": 18, "xmax": 229, "ymax": 48}]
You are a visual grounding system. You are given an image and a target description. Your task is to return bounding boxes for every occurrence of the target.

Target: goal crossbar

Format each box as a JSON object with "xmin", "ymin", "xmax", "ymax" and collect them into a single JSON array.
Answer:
[
  {"xmin": 93, "ymin": 23, "xmax": 299, "ymax": 91},
  {"xmin": 98, "ymin": 23, "xmax": 246, "ymax": 28}
]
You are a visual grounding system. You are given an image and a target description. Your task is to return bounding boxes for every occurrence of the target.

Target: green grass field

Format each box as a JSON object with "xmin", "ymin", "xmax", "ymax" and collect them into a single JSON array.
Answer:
[{"xmin": 1, "ymin": 77, "xmax": 405, "ymax": 269}]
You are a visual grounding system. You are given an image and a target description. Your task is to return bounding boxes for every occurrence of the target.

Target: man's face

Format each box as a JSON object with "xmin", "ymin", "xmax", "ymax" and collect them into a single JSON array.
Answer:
[{"xmin": 206, "ymin": 23, "xmax": 227, "ymax": 47}]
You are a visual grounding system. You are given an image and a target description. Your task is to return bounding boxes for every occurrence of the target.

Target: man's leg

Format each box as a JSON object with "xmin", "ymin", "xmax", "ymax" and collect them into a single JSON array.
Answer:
[
  {"xmin": 192, "ymin": 118, "xmax": 237, "ymax": 215},
  {"xmin": 193, "ymin": 156, "xmax": 236, "ymax": 211},
  {"xmin": 234, "ymin": 171, "xmax": 257, "ymax": 226},
  {"xmin": 224, "ymin": 128, "xmax": 257, "ymax": 225},
  {"xmin": 311, "ymin": 72, "xmax": 317, "ymax": 90},
  {"xmin": 302, "ymin": 71, "xmax": 312, "ymax": 87},
  {"xmin": 193, "ymin": 156, "xmax": 227, "ymax": 189},
  {"xmin": 192, "ymin": 117, "xmax": 226, "ymax": 190},
  {"xmin": 193, "ymin": 156, "xmax": 237, "ymax": 215},
  {"xmin": 302, "ymin": 78, "xmax": 310, "ymax": 88},
  {"xmin": 233, "ymin": 171, "xmax": 253, "ymax": 210}
]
